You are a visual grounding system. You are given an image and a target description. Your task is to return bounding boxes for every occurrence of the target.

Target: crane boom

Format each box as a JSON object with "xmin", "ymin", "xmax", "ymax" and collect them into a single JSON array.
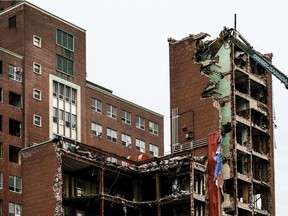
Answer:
[{"xmin": 222, "ymin": 28, "xmax": 288, "ymax": 89}]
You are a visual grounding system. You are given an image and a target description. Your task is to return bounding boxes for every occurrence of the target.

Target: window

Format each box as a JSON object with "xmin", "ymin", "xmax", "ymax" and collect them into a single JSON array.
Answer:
[
  {"xmin": 9, "ymin": 119, "xmax": 21, "ymax": 137},
  {"xmin": 107, "ymin": 157, "xmax": 117, "ymax": 164},
  {"xmin": 33, "ymin": 115, "xmax": 41, "ymax": 127},
  {"xmin": 121, "ymin": 110, "xmax": 131, "ymax": 124},
  {"xmin": 53, "ymin": 108, "xmax": 58, "ymax": 123},
  {"xmin": 0, "ymin": 60, "xmax": 2, "ymax": 74},
  {"xmin": 0, "ymin": 172, "xmax": 2, "ymax": 189},
  {"xmin": 9, "ymin": 15, "xmax": 16, "ymax": 29},
  {"xmin": 56, "ymin": 55, "xmax": 73, "ymax": 76},
  {"xmin": 9, "ymin": 91, "xmax": 22, "ymax": 108},
  {"xmin": 136, "ymin": 139, "xmax": 145, "ymax": 153},
  {"xmin": 149, "ymin": 121, "xmax": 159, "ymax": 135},
  {"xmin": 107, "ymin": 104, "xmax": 117, "ymax": 119},
  {"xmin": 71, "ymin": 89, "xmax": 77, "ymax": 105},
  {"xmin": 33, "ymin": 62, "xmax": 41, "ymax": 74},
  {"xmin": 56, "ymin": 29, "xmax": 74, "ymax": 51},
  {"xmin": 9, "ymin": 202, "xmax": 21, "ymax": 216},
  {"xmin": 136, "ymin": 116, "xmax": 145, "ymax": 130},
  {"xmin": 0, "ymin": 88, "xmax": 3, "ymax": 102},
  {"xmin": 9, "ymin": 175, "xmax": 22, "ymax": 193},
  {"xmin": 107, "ymin": 128, "xmax": 117, "ymax": 142},
  {"xmin": 149, "ymin": 144, "xmax": 159, "ymax": 157},
  {"xmin": 71, "ymin": 114, "xmax": 77, "ymax": 129},
  {"xmin": 122, "ymin": 133, "xmax": 132, "ymax": 148},
  {"xmin": 9, "ymin": 65, "xmax": 22, "ymax": 82},
  {"xmin": 33, "ymin": 89, "xmax": 41, "ymax": 100},
  {"xmin": 91, "ymin": 122, "xmax": 102, "ymax": 136},
  {"xmin": 0, "ymin": 116, "xmax": 2, "ymax": 132},
  {"xmin": 33, "ymin": 35, "xmax": 41, "ymax": 47},
  {"xmin": 0, "ymin": 142, "xmax": 2, "ymax": 159},
  {"xmin": 76, "ymin": 179, "xmax": 85, "ymax": 196},
  {"xmin": 9, "ymin": 146, "xmax": 20, "ymax": 164},
  {"xmin": 65, "ymin": 112, "xmax": 70, "ymax": 127},
  {"xmin": 91, "ymin": 98, "xmax": 102, "ymax": 113}
]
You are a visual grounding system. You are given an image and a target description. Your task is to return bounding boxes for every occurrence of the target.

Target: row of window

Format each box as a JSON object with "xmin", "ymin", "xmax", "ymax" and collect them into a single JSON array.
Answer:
[
  {"xmin": 91, "ymin": 122, "xmax": 159, "ymax": 156},
  {"xmin": 91, "ymin": 98, "xmax": 159, "ymax": 135},
  {"xmin": 0, "ymin": 172, "xmax": 22, "ymax": 193}
]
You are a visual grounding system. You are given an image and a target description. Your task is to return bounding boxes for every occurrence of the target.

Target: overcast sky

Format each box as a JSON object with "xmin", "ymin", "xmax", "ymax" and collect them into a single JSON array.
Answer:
[{"xmin": 27, "ymin": 0, "xmax": 288, "ymax": 214}]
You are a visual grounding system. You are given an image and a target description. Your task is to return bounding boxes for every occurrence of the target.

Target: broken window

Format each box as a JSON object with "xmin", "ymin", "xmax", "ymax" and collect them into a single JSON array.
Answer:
[
  {"xmin": 251, "ymin": 109, "xmax": 268, "ymax": 130},
  {"xmin": 253, "ymin": 184, "xmax": 270, "ymax": 211},
  {"xmin": 9, "ymin": 91, "xmax": 22, "ymax": 108},
  {"xmin": 234, "ymin": 48, "xmax": 248, "ymax": 69},
  {"xmin": 252, "ymin": 128, "xmax": 269, "ymax": 155},
  {"xmin": 9, "ymin": 119, "xmax": 21, "ymax": 137},
  {"xmin": 236, "ymin": 122, "xmax": 249, "ymax": 146},
  {"xmin": 250, "ymin": 58, "xmax": 266, "ymax": 77},
  {"xmin": 237, "ymin": 151, "xmax": 250, "ymax": 175},
  {"xmin": 236, "ymin": 95, "xmax": 249, "ymax": 119},
  {"xmin": 252, "ymin": 156, "xmax": 269, "ymax": 183},
  {"xmin": 9, "ymin": 146, "xmax": 20, "ymax": 164},
  {"xmin": 250, "ymin": 80, "xmax": 266, "ymax": 103},
  {"xmin": 237, "ymin": 180, "xmax": 250, "ymax": 204},
  {"xmin": 235, "ymin": 70, "xmax": 249, "ymax": 94}
]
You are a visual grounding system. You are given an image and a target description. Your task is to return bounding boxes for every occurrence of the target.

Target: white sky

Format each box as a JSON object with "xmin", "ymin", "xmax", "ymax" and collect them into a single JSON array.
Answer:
[{"xmin": 27, "ymin": 0, "xmax": 288, "ymax": 214}]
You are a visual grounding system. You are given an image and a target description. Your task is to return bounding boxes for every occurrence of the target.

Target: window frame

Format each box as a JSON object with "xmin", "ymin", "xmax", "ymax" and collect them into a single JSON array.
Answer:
[
  {"xmin": 121, "ymin": 133, "xmax": 132, "ymax": 148},
  {"xmin": 0, "ymin": 172, "xmax": 2, "ymax": 189},
  {"xmin": 121, "ymin": 110, "xmax": 131, "ymax": 125},
  {"xmin": 56, "ymin": 55, "xmax": 74, "ymax": 76},
  {"xmin": 149, "ymin": 121, "xmax": 159, "ymax": 135},
  {"xmin": 136, "ymin": 139, "xmax": 145, "ymax": 153},
  {"xmin": 56, "ymin": 29, "xmax": 74, "ymax": 52},
  {"xmin": 9, "ymin": 65, "xmax": 22, "ymax": 82},
  {"xmin": 33, "ymin": 115, "xmax": 41, "ymax": 127},
  {"xmin": 91, "ymin": 98, "xmax": 102, "ymax": 113},
  {"xmin": 9, "ymin": 202, "xmax": 21, "ymax": 216},
  {"xmin": 107, "ymin": 104, "xmax": 117, "ymax": 119},
  {"xmin": 149, "ymin": 143, "xmax": 159, "ymax": 157},
  {"xmin": 107, "ymin": 128, "xmax": 117, "ymax": 142},
  {"xmin": 91, "ymin": 122, "xmax": 102, "ymax": 136},
  {"xmin": 33, "ymin": 62, "xmax": 41, "ymax": 75},
  {"xmin": 33, "ymin": 88, "xmax": 41, "ymax": 101},
  {"xmin": 136, "ymin": 116, "xmax": 145, "ymax": 130},
  {"xmin": 33, "ymin": 35, "xmax": 41, "ymax": 48},
  {"xmin": 9, "ymin": 175, "xmax": 22, "ymax": 193}
]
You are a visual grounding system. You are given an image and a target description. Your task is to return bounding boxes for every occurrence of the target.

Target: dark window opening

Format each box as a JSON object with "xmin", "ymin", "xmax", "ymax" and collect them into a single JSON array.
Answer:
[
  {"xmin": 0, "ymin": 61, "xmax": 2, "ymax": 74},
  {"xmin": 251, "ymin": 109, "xmax": 268, "ymax": 130},
  {"xmin": 251, "ymin": 80, "xmax": 267, "ymax": 104},
  {"xmin": 252, "ymin": 128, "xmax": 269, "ymax": 155},
  {"xmin": 0, "ymin": 116, "xmax": 2, "ymax": 132},
  {"xmin": 237, "ymin": 151, "xmax": 250, "ymax": 175},
  {"xmin": 236, "ymin": 123, "xmax": 249, "ymax": 146},
  {"xmin": 9, "ymin": 91, "xmax": 22, "ymax": 108},
  {"xmin": 9, "ymin": 119, "xmax": 21, "ymax": 137},
  {"xmin": 235, "ymin": 70, "xmax": 249, "ymax": 94},
  {"xmin": 9, "ymin": 146, "xmax": 20, "ymax": 163},
  {"xmin": 9, "ymin": 15, "xmax": 16, "ymax": 29},
  {"xmin": 236, "ymin": 95, "xmax": 249, "ymax": 119}
]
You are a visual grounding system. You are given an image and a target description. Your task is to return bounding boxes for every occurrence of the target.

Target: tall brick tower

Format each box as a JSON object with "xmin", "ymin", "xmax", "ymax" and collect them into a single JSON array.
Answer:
[{"xmin": 169, "ymin": 29, "xmax": 275, "ymax": 215}]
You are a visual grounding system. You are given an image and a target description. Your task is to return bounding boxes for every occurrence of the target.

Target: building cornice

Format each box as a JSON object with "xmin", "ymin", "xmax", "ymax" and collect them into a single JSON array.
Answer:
[
  {"xmin": 0, "ymin": 46, "xmax": 23, "ymax": 59},
  {"xmin": 0, "ymin": 1, "xmax": 86, "ymax": 33}
]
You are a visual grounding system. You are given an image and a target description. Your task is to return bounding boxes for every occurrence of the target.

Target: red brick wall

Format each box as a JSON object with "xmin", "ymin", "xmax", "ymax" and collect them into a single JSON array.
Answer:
[
  {"xmin": 169, "ymin": 38, "xmax": 219, "ymax": 153},
  {"xmin": 22, "ymin": 141, "xmax": 60, "ymax": 216},
  {"xmin": 86, "ymin": 85, "xmax": 164, "ymax": 160}
]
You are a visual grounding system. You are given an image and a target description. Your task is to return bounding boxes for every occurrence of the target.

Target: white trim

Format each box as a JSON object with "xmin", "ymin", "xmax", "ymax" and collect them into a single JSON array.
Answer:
[
  {"xmin": 0, "ymin": 47, "xmax": 23, "ymax": 59},
  {"xmin": 33, "ymin": 35, "xmax": 41, "ymax": 48},
  {"xmin": 33, "ymin": 88, "xmax": 41, "ymax": 101},
  {"xmin": 33, "ymin": 62, "xmax": 41, "ymax": 75},
  {"xmin": 33, "ymin": 114, "xmax": 42, "ymax": 127}
]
